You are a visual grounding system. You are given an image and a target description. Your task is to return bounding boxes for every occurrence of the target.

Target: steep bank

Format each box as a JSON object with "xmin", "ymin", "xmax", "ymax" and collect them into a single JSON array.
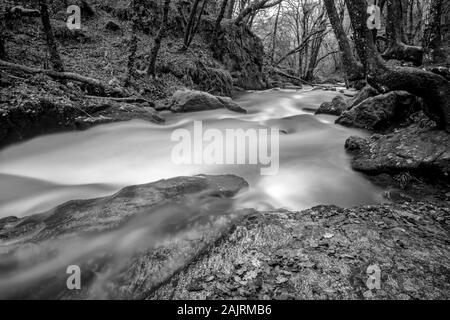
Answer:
[{"xmin": 0, "ymin": 0, "xmax": 268, "ymax": 148}]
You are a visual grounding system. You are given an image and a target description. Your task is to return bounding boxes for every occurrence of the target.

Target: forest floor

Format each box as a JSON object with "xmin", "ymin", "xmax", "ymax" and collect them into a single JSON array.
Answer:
[{"xmin": 0, "ymin": 0, "xmax": 243, "ymax": 147}]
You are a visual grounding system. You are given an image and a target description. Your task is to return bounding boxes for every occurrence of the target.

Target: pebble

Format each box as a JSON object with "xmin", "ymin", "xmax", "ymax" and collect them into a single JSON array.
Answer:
[{"xmin": 323, "ymin": 232, "xmax": 334, "ymax": 239}]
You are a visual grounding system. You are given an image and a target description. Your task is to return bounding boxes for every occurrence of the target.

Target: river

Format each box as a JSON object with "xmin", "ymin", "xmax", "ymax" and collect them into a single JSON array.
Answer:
[{"xmin": 0, "ymin": 88, "xmax": 384, "ymax": 219}]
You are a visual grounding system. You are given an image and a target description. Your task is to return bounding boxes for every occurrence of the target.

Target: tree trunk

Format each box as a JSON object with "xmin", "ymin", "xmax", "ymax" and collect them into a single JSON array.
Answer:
[
  {"xmin": 305, "ymin": 7, "xmax": 327, "ymax": 81},
  {"xmin": 422, "ymin": 0, "xmax": 444, "ymax": 65},
  {"xmin": 323, "ymin": 0, "xmax": 363, "ymax": 80},
  {"xmin": 305, "ymin": 34, "xmax": 324, "ymax": 81},
  {"xmin": 182, "ymin": 0, "xmax": 201, "ymax": 50},
  {"xmin": 147, "ymin": 0, "xmax": 171, "ymax": 77},
  {"xmin": 125, "ymin": 0, "xmax": 138, "ymax": 86},
  {"xmin": 187, "ymin": 0, "xmax": 207, "ymax": 47},
  {"xmin": 226, "ymin": 0, "xmax": 236, "ymax": 19},
  {"xmin": 39, "ymin": 0, "xmax": 64, "ymax": 72},
  {"xmin": 0, "ymin": 21, "xmax": 6, "ymax": 60},
  {"xmin": 345, "ymin": 0, "xmax": 450, "ymax": 132},
  {"xmin": 382, "ymin": 0, "xmax": 422, "ymax": 65},
  {"xmin": 270, "ymin": 3, "xmax": 282, "ymax": 63},
  {"xmin": 213, "ymin": 0, "xmax": 228, "ymax": 43},
  {"xmin": 406, "ymin": 0, "xmax": 414, "ymax": 43}
]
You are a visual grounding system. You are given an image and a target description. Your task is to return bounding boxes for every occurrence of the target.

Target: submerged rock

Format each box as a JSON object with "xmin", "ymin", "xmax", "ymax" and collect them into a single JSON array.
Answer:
[
  {"xmin": 336, "ymin": 91, "xmax": 421, "ymax": 132},
  {"xmin": 315, "ymin": 95, "xmax": 348, "ymax": 116},
  {"xmin": 0, "ymin": 175, "xmax": 249, "ymax": 299},
  {"xmin": 345, "ymin": 125, "xmax": 450, "ymax": 180},
  {"xmin": 152, "ymin": 203, "xmax": 450, "ymax": 300},
  {"xmin": 169, "ymin": 90, "xmax": 247, "ymax": 113},
  {"xmin": 76, "ymin": 102, "xmax": 164, "ymax": 129}
]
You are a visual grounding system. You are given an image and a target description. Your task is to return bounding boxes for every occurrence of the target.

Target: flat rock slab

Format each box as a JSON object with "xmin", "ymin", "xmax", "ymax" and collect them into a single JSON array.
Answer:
[
  {"xmin": 345, "ymin": 125, "xmax": 450, "ymax": 179},
  {"xmin": 169, "ymin": 90, "xmax": 247, "ymax": 114},
  {"xmin": 0, "ymin": 175, "xmax": 249, "ymax": 299},
  {"xmin": 152, "ymin": 202, "xmax": 450, "ymax": 300}
]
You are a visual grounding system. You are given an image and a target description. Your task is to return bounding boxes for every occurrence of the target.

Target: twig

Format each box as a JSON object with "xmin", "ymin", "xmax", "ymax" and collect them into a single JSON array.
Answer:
[
  {"xmin": 273, "ymin": 68, "xmax": 317, "ymax": 86},
  {"xmin": 84, "ymin": 95, "xmax": 152, "ymax": 104}
]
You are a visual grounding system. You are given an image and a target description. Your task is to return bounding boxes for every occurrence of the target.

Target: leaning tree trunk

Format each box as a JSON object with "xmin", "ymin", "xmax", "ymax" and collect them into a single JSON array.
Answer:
[
  {"xmin": 147, "ymin": 0, "xmax": 171, "ymax": 77},
  {"xmin": 213, "ymin": 0, "xmax": 228, "ymax": 44},
  {"xmin": 187, "ymin": 0, "xmax": 207, "ymax": 47},
  {"xmin": 324, "ymin": 0, "xmax": 363, "ymax": 80},
  {"xmin": 125, "ymin": 0, "xmax": 138, "ymax": 86},
  {"xmin": 345, "ymin": 0, "xmax": 450, "ymax": 132},
  {"xmin": 39, "ymin": 0, "xmax": 64, "ymax": 72},
  {"xmin": 235, "ymin": 0, "xmax": 282, "ymax": 26},
  {"xmin": 270, "ymin": 2, "xmax": 281, "ymax": 63},
  {"xmin": 226, "ymin": 0, "xmax": 236, "ymax": 19},
  {"xmin": 381, "ymin": 0, "xmax": 422, "ymax": 65},
  {"xmin": 305, "ymin": 25, "xmax": 326, "ymax": 81},
  {"xmin": 182, "ymin": 0, "xmax": 201, "ymax": 50},
  {"xmin": 422, "ymin": 0, "xmax": 444, "ymax": 65}
]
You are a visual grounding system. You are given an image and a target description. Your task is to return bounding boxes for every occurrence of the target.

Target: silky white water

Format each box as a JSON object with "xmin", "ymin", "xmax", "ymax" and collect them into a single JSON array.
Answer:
[{"xmin": 0, "ymin": 88, "xmax": 383, "ymax": 218}]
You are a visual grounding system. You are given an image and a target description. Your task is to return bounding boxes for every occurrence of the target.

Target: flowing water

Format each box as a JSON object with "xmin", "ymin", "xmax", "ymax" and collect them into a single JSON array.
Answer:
[
  {"xmin": 0, "ymin": 88, "xmax": 387, "ymax": 298},
  {"xmin": 0, "ymin": 88, "xmax": 384, "ymax": 219}
]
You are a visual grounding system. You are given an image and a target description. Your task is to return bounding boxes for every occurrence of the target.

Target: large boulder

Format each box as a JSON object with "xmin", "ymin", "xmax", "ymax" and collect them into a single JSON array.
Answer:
[
  {"xmin": 0, "ymin": 97, "xmax": 164, "ymax": 148},
  {"xmin": 0, "ymin": 98, "xmax": 82, "ymax": 148},
  {"xmin": 202, "ymin": 19, "xmax": 267, "ymax": 90},
  {"xmin": 0, "ymin": 75, "xmax": 164, "ymax": 148},
  {"xmin": 336, "ymin": 91, "xmax": 422, "ymax": 132},
  {"xmin": 0, "ymin": 175, "xmax": 249, "ymax": 299},
  {"xmin": 169, "ymin": 89, "xmax": 247, "ymax": 113},
  {"xmin": 348, "ymin": 85, "xmax": 379, "ymax": 109},
  {"xmin": 345, "ymin": 125, "xmax": 450, "ymax": 180},
  {"xmin": 315, "ymin": 95, "xmax": 348, "ymax": 116}
]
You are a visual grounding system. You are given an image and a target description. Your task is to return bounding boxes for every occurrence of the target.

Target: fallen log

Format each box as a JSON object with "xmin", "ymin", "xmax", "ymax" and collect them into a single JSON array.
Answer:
[
  {"xmin": 273, "ymin": 68, "xmax": 316, "ymax": 86},
  {"xmin": 0, "ymin": 59, "xmax": 125, "ymax": 96},
  {"xmin": 8, "ymin": 6, "xmax": 41, "ymax": 17}
]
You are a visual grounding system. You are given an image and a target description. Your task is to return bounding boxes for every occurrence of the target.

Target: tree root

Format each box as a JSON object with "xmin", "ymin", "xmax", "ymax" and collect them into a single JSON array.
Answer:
[
  {"xmin": 0, "ymin": 59, "xmax": 125, "ymax": 97},
  {"xmin": 382, "ymin": 43, "xmax": 423, "ymax": 66}
]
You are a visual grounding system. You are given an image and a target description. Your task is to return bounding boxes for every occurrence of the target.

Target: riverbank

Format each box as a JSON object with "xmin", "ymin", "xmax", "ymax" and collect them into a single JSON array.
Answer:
[{"xmin": 0, "ymin": 174, "xmax": 448, "ymax": 299}]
